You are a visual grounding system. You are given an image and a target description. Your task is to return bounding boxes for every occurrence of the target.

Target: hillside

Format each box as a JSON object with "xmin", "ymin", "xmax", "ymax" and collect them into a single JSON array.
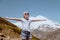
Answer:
[{"xmin": 0, "ymin": 17, "xmax": 40, "ymax": 40}]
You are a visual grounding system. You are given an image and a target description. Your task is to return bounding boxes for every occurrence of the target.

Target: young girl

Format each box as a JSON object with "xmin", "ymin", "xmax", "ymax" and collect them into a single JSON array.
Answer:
[{"xmin": 4, "ymin": 11, "xmax": 46, "ymax": 40}]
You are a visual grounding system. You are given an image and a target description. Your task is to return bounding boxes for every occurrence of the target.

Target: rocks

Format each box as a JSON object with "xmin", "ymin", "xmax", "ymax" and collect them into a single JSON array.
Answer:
[
  {"xmin": 32, "ymin": 29, "xmax": 60, "ymax": 40},
  {"xmin": 0, "ymin": 17, "xmax": 21, "ymax": 40}
]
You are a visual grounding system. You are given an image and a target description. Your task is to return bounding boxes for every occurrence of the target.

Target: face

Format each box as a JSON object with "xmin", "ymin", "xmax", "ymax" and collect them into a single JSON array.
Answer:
[{"xmin": 23, "ymin": 13, "xmax": 29, "ymax": 19}]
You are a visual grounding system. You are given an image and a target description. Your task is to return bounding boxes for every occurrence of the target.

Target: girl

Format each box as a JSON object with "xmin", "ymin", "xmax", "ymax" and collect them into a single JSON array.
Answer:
[{"xmin": 4, "ymin": 11, "xmax": 46, "ymax": 40}]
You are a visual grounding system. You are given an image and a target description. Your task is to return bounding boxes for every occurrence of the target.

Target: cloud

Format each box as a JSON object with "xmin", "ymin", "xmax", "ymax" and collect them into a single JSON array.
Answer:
[{"xmin": 13, "ymin": 15, "xmax": 60, "ymax": 30}]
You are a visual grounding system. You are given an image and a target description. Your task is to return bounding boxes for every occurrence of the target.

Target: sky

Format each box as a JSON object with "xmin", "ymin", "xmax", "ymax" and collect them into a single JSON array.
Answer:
[{"xmin": 0, "ymin": 0, "xmax": 60, "ymax": 23}]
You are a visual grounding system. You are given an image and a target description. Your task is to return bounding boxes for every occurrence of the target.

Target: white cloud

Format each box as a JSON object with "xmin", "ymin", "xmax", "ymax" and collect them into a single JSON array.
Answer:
[{"xmin": 13, "ymin": 15, "xmax": 60, "ymax": 30}]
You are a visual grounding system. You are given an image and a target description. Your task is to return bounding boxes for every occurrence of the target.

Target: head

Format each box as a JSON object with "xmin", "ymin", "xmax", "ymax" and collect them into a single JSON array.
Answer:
[{"xmin": 23, "ymin": 11, "xmax": 29, "ymax": 20}]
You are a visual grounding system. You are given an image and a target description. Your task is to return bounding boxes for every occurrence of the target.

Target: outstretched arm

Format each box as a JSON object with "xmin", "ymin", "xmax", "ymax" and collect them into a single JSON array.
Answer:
[
  {"xmin": 31, "ymin": 19, "xmax": 46, "ymax": 22},
  {"xmin": 4, "ymin": 17, "xmax": 22, "ymax": 21}
]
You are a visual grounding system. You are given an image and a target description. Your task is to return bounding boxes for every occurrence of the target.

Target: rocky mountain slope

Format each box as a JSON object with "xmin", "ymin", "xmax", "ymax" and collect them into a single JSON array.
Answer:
[{"xmin": 32, "ymin": 25, "xmax": 60, "ymax": 40}]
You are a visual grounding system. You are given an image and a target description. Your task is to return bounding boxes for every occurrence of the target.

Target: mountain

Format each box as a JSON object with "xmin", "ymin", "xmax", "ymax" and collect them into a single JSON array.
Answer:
[
  {"xmin": 30, "ymin": 15, "xmax": 60, "ymax": 30},
  {"xmin": 14, "ymin": 15, "xmax": 60, "ymax": 30},
  {"xmin": 37, "ymin": 24, "xmax": 55, "ymax": 31},
  {"xmin": 0, "ymin": 17, "xmax": 40, "ymax": 40},
  {"xmin": 31, "ymin": 23, "xmax": 60, "ymax": 40},
  {"xmin": 30, "ymin": 16, "xmax": 60, "ymax": 40},
  {"xmin": 32, "ymin": 28, "xmax": 60, "ymax": 40}
]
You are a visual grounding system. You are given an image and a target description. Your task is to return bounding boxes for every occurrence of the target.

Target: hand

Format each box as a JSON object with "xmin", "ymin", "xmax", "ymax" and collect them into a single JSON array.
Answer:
[{"xmin": 4, "ymin": 17, "xmax": 9, "ymax": 19}]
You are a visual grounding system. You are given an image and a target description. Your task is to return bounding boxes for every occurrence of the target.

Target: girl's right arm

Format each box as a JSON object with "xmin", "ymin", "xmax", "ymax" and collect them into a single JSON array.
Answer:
[{"xmin": 4, "ymin": 17, "xmax": 22, "ymax": 21}]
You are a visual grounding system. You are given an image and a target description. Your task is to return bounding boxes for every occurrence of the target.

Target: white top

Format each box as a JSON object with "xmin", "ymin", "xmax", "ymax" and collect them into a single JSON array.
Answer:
[{"xmin": 21, "ymin": 18, "xmax": 32, "ymax": 32}]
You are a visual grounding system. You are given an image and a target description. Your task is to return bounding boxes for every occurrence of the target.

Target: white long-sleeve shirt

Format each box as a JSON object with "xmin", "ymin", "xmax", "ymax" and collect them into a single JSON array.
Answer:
[{"xmin": 21, "ymin": 18, "xmax": 32, "ymax": 32}]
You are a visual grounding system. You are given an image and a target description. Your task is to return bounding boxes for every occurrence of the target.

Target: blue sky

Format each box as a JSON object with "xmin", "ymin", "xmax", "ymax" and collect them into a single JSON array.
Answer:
[{"xmin": 0, "ymin": 0, "xmax": 60, "ymax": 23}]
